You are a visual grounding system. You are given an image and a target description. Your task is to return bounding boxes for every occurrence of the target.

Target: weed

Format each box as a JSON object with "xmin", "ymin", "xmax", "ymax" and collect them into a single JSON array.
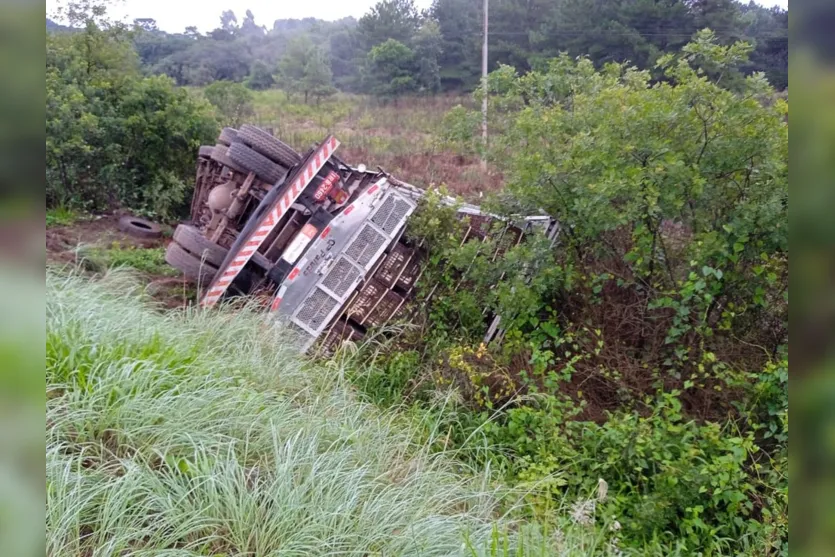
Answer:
[
  {"xmin": 46, "ymin": 206, "xmax": 85, "ymax": 227},
  {"xmin": 78, "ymin": 243, "xmax": 175, "ymax": 275}
]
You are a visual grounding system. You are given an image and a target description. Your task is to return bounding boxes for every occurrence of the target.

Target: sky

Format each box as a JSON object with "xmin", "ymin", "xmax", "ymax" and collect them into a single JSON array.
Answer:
[{"xmin": 46, "ymin": 0, "xmax": 789, "ymax": 34}]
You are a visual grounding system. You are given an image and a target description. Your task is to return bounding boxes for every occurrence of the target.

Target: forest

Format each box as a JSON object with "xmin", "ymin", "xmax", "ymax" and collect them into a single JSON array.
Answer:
[{"xmin": 48, "ymin": 0, "xmax": 789, "ymax": 95}]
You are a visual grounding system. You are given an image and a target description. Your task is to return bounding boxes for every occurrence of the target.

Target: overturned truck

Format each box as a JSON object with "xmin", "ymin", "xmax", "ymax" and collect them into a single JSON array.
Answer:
[{"xmin": 166, "ymin": 126, "xmax": 559, "ymax": 352}]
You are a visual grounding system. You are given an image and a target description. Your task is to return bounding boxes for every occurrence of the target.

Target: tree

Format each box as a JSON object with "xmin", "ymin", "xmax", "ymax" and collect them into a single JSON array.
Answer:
[
  {"xmin": 304, "ymin": 46, "xmax": 336, "ymax": 103},
  {"xmin": 436, "ymin": 35, "xmax": 787, "ymax": 548},
  {"xmin": 47, "ymin": 3, "xmax": 217, "ymax": 219},
  {"xmin": 220, "ymin": 10, "xmax": 238, "ymax": 33},
  {"xmin": 688, "ymin": 0, "xmax": 744, "ymax": 42},
  {"xmin": 133, "ymin": 18, "xmax": 158, "ymax": 32},
  {"xmin": 277, "ymin": 34, "xmax": 314, "ymax": 99},
  {"xmin": 412, "ymin": 20, "xmax": 443, "ymax": 93},
  {"xmin": 357, "ymin": 0, "xmax": 421, "ymax": 50},
  {"xmin": 203, "ymin": 80, "xmax": 255, "ymax": 126},
  {"xmin": 277, "ymin": 36, "xmax": 335, "ymax": 103},
  {"xmin": 482, "ymin": 33, "xmax": 786, "ymax": 363},
  {"xmin": 740, "ymin": 4, "xmax": 788, "ymax": 89},
  {"xmin": 240, "ymin": 9, "xmax": 266, "ymax": 38},
  {"xmin": 246, "ymin": 60, "xmax": 275, "ymax": 90},
  {"xmin": 366, "ymin": 39, "xmax": 417, "ymax": 100},
  {"xmin": 133, "ymin": 28, "xmax": 193, "ymax": 69},
  {"xmin": 431, "ymin": 0, "xmax": 482, "ymax": 89},
  {"xmin": 329, "ymin": 21, "xmax": 363, "ymax": 91}
]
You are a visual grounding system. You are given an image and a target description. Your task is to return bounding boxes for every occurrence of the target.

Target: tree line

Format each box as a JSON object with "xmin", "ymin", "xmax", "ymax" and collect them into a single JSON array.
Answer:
[{"xmin": 49, "ymin": 0, "xmax": 788, "ymax": 99}]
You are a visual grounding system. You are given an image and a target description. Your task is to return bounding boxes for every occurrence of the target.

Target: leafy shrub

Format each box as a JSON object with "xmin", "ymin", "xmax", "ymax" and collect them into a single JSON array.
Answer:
[
  {"xmin": 480, "ymin": 387, "xmax": 787, "ymax": 552},
  {"xmin": 46, "ymin": 23, "xmax": 217, "ymax": 220},
  {"xmin": 356, "ymin": 33, "xmax": 789, "ymax": 555},
  {"xmin": 245, "ymin": 60, "xmax": 275, "ymax": 90},
  {"xmin": 203, "ymin": 80, "xmax": 255, "ymax": 126}
]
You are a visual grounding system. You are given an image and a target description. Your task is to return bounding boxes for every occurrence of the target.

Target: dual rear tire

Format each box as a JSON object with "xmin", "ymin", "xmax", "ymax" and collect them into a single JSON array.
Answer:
[
  {"xmin": 210, "ymin": 125, "xmax": 301, "ymax": 184},
  {"xmin": 165, "ymin": 225, "xmax": 228, "ymax": 283},
  {"xmin": 238, "ymin": 125, "xmax": 301, "ymax": 168}
]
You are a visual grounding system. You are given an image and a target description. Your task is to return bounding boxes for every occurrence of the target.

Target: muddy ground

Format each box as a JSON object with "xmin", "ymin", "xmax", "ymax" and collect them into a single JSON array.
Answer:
[{"xmin": 46, "ymin": 214, "xmax": 195, "ymax": 309}]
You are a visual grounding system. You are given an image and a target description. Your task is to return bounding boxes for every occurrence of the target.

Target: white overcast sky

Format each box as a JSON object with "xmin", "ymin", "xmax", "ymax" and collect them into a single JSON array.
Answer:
[{"xmin": 47, "ymin": 0, "xmax": 789, "ymax": 34}]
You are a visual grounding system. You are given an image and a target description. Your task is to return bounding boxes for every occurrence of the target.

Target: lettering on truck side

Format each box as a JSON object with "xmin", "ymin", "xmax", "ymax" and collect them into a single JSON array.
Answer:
[{"xmin": 303, "ymin": 239, "xmax": 337, "ymax": 276}]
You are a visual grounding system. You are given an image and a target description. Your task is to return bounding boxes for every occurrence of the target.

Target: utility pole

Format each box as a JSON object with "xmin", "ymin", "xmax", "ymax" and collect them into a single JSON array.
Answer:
[{"xmin": 481, "ymin": 0, "xmax": 488, "ymax": 171}]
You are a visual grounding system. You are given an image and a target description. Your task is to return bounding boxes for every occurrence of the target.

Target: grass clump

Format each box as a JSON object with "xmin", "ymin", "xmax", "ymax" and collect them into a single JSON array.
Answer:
[
  {"xmin": 48, "ymin": 271, "xmax": 598, "ymax": 556},
  {"xmin": 46, "ymin": 206, "xmax": 86, "ymax": 227},
  {"xmin": 77, "ymin": 243, "xmax": 174, "ymax": 275}
]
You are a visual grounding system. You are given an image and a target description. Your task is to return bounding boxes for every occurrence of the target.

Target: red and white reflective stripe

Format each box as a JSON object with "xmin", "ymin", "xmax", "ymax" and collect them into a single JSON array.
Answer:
[
  {"xmin": 200, "ymin": 135, "xmax": 340, "ymax": 307},
  {"xmin": 270, "ymin": 285, "xmax": 288, "ymax": 312}
]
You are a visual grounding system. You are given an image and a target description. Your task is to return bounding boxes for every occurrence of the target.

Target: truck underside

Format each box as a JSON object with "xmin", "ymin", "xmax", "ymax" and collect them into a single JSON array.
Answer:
[{"xmin": 166, "ymin": 126, "xmax": 559, "ymax": 352}]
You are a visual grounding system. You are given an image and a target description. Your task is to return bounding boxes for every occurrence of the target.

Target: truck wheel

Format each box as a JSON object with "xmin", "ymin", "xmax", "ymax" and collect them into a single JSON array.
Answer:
[
  {"xmin": 210, "ymin": 144, "xmax": 248, "ymax": 174},
  {"xmin": 165, "ymin": 242, "xmax": 218, "ymax": 283},
  {"xmin": 238, "ymin": 125, "xmax": 301, "ymax": 168},
  {"xmin": 227, "ymin": 142, "xmax": 286, "ymax": 185},
  {"xmin": 198, "ymin": 145, "xmax": 215, "ymax": 159},
  {"xmin": 118, "ymin": 215, "xmax": 162, "ymax": 239},
  {"xmin": 172, "ymin": 225, "xmax": 228, "ymax": 267},
  {"xmin": 217, "ymin": 127, "xmax": 239, "ymax": 146}
]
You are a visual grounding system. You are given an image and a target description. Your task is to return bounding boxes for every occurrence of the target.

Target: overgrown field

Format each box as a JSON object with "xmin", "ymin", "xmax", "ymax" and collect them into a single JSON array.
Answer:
[
  {"xmin": 240, "ymin": 89, "xmax": 497, "ymax": 199},
  {"xmin": 47, "ymin": 271, "xmax": 646, "ymax": 556}
]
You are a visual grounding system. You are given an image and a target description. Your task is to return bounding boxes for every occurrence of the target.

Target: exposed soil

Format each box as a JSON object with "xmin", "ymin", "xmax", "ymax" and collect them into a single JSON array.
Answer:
[
  {"xmin": 46, "ymin": 213, "xmax": 194, "ymax": 309},
  {"xmin": 46, "ymin": 214, "xmax": 164, "ymax": 263}
]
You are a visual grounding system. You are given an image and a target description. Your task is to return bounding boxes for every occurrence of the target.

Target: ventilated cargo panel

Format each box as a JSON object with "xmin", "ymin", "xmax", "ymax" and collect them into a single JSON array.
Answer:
[
  {"xmin": 320, "ymin": 320, "xmax": 365, "ymax": 355},
  {"xmin": 347, "ymin": 279, "xmax": 387, "ymax": 323},
  {"xmin": 371, "ymin": 195, "xmax": 412, "ymax": 234},
  {"xmin": 396, "ymin": 258, "xmax": 422, "ymax": 291},
  {"xmin": 365, "ymin": 290, "xmax": 404, "ymax": 327},
  {"xmin": 345, "ymin": 225, "xmax": 387, "ymax": 267},
  {"xmin": 494, "ymin": 226, "xmax": 523, "ymax": 258},
  {"xmin": 293, "ymin": 288, "xmax": 339, "ymax": 333},
  {"xmin": 321, "ymin": 256, "xmax": 361, "ymax": 298},
  {"xmin": 464, "ymin": 214, "xmax": 495, "ymax": 239},
  {"xmin": 376, "ymin": 243, "xmax": 412, "ymax": 287}
]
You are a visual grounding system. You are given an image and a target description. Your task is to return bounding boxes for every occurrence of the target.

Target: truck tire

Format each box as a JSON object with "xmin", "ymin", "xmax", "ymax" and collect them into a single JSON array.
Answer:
[
  {"xmin": 218, "ymin": 127, "xmax": 239, "ymax": 146},
  {"xmin": 172, "ymin": 225, "xmax": 228, "ymax": 267},
  {"xmin": 210, "ymin": 144, "xmax": 248, "ymax": 174},
  {"xmin": 238, "ymin": 125, "xmax": 301, "ymax": 168},
  {"xmin": 118, "ymin": 215, "xmax": 162, "ymax": 239},
  {"xmin": 198, "ymin": 145, "xmax": 214, "ymax": 159},
  {"xmin": 227, "ymin": 142, "xmax": 286, "ymax": 185},
  {"xmin": 165, "ymin": 241, "xmax": 218, "ymax": 283}
]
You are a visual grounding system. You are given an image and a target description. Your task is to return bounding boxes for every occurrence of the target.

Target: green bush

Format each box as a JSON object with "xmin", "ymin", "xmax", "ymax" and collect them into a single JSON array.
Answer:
[
  {"xmin": 353, "ymin": 33, "xmax": 789, "ymax": 555},
  {"xmin": 480, "ymin": 385, "xmax": 787, "ymax": 552},
  {"xmin": 46, "ymin": 23, "xmax": 217, "ymax": 220},
  {"xmin": 203, "ymin": 80, "xmax": 255, "ymax": 126}
]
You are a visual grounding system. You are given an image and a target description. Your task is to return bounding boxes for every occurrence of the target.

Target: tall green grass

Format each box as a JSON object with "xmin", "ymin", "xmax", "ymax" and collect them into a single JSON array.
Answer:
[{"xmin": 49, "ymin": 271, "xmax": 596, "ymax": 555}]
